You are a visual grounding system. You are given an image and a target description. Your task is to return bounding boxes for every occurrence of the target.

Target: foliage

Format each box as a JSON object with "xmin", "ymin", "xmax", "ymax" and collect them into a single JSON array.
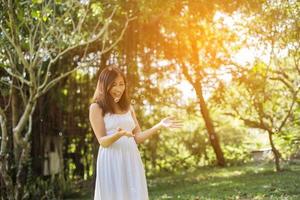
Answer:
[
  {"xmin": 1, "ymin": 0, "xmax": 299, "ymax": 198},
  {"xmin": 0, "ymin": 0, "xmax": 129, "ymax": 199},
  {"xmin": 23, "ymin": 176, "xmax": 64, "ymax": 200}
]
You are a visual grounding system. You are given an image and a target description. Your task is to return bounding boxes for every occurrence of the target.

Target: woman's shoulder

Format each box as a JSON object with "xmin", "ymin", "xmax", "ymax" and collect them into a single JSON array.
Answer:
[
  {"xmin": 89, "ymin": 103, "xmax": 103, "ymax": 115},
  {"xmin": 129, "ymin": 104, "xmax": 136, "ymax": 114}
]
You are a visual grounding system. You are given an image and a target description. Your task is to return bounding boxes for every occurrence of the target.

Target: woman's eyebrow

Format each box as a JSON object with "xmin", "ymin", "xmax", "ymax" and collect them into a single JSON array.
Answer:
[{"xmin": 113, "ymin": 80, "xmax": 124, "ymax": 84}]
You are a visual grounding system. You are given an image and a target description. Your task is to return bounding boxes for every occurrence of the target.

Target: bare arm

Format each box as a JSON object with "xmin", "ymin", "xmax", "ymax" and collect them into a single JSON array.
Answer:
[
  {"xmin": 130, "ymin": 105, "xmax": 183, "ymax": 144},
  {"xmin": 130, "ymin": 106, "xmax": 162, "ymax": 144},
  {"xmin": 89, "ymin": 103, "xmax": 133, "ymax": 147}
]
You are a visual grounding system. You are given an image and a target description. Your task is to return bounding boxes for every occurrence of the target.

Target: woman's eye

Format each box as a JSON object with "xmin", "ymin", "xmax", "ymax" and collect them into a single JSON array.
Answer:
[{"xmin": 112, "ymin": 82, "xmax": 124, "ymax": 86}]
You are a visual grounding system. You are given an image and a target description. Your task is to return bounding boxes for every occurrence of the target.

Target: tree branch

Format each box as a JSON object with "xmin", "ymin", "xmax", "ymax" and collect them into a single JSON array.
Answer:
[
  {"xmin": 0, "ymin": 107, "xmax": 8, "ymax": 158},
  {"xmin": 276, "ymin": 86, "xmax": 300, "ymax": 133},
  {"xmin": 36, "ymin": 9, "xmax": 133, "ymax": 99},
  {"xmin": 38, "ymin": 7, "xmax": 118, "ymax": 92},
  {"xmin": 12, "ymin": 95, "xmax": 34, "ymax": 147}
]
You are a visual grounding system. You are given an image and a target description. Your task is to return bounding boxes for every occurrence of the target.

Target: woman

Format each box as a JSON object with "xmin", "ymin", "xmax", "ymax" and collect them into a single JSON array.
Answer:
[{"xmin": 89, "ymin": 66, "xmax": 182, "ymax": 200}]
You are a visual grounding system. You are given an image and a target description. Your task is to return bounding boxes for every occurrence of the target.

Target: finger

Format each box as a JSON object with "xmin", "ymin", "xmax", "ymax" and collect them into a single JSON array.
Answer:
[
  {"xmin": 170, "ymin": 126, "xmax": 182, "ymax": 129},
  {"xmin": 171, "ymin": 121, "xmax": 183, "ymax": 125},
  {"xmin": 173, "ymin": 122, "xmax": 184, "ymax": 125},
  {"xmin": 170, "ymin": 122, "xmax": 183, "ymax": 126},
  {"xmin": 126, "ymin": 131, "xmax": 134, "ymax": 137},
  {"xmin": 170, "ymin": 119, "xmax": 183, "ymax": 122},
  {"xmin": 171, "ymin": 124, "xmax": 183, "ymax": 128},
  {"xmin": 168, "ymin": 119, "xmax": 182, "ymax": 123},
  {"xmin": 170, "ymin": 116, "xmax": 180, "ymax": 120},
  {"xmin": 171, "ymin": 124, "xmax": 182, "ymax": 127},
  {"xmin": 165, "ymin": 116, "xmax": 175, "ymax": 120},
  {"xmin": 173, "ymin": 124, "xmax": 183, "ymax": 127}
]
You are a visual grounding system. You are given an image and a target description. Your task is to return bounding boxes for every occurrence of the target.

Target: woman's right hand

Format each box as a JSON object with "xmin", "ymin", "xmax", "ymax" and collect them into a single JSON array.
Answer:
[{"xmin": 117, "ymin": 128, "xmax": 135, "ymax": 137}]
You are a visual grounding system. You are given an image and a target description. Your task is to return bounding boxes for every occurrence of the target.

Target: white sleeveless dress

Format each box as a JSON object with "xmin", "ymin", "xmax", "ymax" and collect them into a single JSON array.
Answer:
[{"xmin": 94, "ymin": 109, "xmax": 149, "ymax": 200}]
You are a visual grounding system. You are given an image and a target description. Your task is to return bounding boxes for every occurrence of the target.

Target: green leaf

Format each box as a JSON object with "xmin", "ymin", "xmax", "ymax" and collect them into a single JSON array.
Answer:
[
  {"xmin": 42, "ymin": 15, "xmax": 47, "ymax": 22},
  {"xmin": 31, "ymin": 10, "xmax": 41, "ymax": 19},
  {"xmin": 91, "ymin": 2, "xmax": 103, "ymax": 17},
  {"xmin": 32, "ymin": 0, "xmax": 43, "ymax": 4}
]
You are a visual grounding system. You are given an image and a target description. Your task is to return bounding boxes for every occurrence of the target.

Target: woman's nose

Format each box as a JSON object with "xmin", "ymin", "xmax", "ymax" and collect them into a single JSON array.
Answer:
[{"xmin": 116, "ymin": 88, "xmax": 123, "ymax": 92}]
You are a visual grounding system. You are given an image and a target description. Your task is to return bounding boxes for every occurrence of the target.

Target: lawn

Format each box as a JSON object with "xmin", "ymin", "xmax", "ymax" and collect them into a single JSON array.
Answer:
[{"xmin": 64, "ymin": 163, "xmax": 300, "ymax": 200}]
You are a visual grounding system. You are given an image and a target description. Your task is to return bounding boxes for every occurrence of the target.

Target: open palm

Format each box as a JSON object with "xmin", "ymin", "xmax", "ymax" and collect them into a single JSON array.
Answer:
[{"xmin": 159, "ymin": 116, "xmax": 183, "ymax": 129}]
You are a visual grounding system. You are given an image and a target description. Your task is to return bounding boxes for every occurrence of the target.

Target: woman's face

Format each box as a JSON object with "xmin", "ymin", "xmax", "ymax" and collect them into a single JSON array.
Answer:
[{"xmin": 109, "ymin": 75, "xmax": 125, "ymax": 103}]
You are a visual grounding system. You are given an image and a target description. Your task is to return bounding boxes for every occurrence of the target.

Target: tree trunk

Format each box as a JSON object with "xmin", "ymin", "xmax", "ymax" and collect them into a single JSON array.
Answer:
[
  {"xmin": 0, "ymin": 109, "xmax": 14, "ymax": 200},
  {"xmin": 11, "ymin": 98, "xmax": 36, "ymax": 199},
  {"xmin": 195, "ymin": 83, "xmax": 226, "ymax": 166},
  {"xmin": 12, "ymin": 79, "xmax": 20, "ymax": 163},
  {"xmin": 267, "ymin": 130, "xmax": 281, "ymax": 171},
  {"xmin": 15, "ymin": 144, "xmax": 31, "ymax": 200}
]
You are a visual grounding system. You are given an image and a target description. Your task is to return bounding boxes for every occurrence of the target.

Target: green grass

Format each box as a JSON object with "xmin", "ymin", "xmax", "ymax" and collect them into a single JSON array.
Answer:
[
  {"xmin": 64, "ymin": 163, "xmax": 300, "ymax": 200},
  {"xmin": 148, "ymin": 163, "xmax": 300, "ymax": 200}
]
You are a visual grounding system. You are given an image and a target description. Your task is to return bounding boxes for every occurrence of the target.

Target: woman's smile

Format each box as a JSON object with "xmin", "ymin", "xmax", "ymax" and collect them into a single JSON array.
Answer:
[{"xmin": 109, "ymin": 75, "xmax": 125, "ymax": 102}]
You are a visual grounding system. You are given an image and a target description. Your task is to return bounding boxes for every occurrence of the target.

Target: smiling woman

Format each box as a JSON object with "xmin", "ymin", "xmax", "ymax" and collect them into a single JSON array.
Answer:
[
  {"xmin": 92, "ymin": 66, "xmax": 130, "ymax": 116},
  {"xmin": 109, "ymin": 75, "xmax": 126, "ymax": 103},
  {"xmin": 89, "ymin": 66, "xmax": 182, "ymax": 200}
]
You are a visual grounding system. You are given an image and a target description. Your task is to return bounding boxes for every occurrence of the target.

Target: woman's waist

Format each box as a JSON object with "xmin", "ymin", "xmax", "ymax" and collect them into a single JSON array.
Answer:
[{"xmin": 99, "ymin": 137, "xmax": 137, "ymax": 151}]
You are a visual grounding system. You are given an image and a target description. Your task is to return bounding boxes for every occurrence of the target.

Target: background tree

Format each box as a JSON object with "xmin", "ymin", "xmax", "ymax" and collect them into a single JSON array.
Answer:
[
  {"xmin": 0, "ymin": 1, "xmax": 131, "ymax": 199},
  {"xmin": 213, "ymin": 0, "xmax": 300, "ymax": 171}
]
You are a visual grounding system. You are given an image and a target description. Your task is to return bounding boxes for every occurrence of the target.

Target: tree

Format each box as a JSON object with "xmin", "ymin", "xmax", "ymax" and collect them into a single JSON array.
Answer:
[
  {"xmin": 136, "ymin": 0, "xmax": 240, "ymax": 166},
  {"xmin": 0, "ymin": 1, "xmax": 131, "ymax": 199},
  {"xmin": 104, "ymin": 0, "xmax": 263, "ymax": 167},
  {"xmin": 220, "ymin": 0, "xmax": 299, "ymax": 171}
]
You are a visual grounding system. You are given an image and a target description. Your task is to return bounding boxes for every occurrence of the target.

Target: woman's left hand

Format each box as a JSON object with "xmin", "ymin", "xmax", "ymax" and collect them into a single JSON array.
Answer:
[{"xmin": 159, "ymin": 116, "xmax": 183, "ymax": 129}]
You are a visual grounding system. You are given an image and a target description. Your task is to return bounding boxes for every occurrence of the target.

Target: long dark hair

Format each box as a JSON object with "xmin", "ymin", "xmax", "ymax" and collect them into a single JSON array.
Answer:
[{"xmin": 92, "ymin": 66, "xmax": 130, "ymax": 116}]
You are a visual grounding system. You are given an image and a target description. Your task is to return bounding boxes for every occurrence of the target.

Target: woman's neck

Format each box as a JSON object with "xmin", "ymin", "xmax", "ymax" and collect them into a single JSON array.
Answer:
[{"xmin": 112, "ymin": 103, "xmax": 122, "ymax": 113}]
